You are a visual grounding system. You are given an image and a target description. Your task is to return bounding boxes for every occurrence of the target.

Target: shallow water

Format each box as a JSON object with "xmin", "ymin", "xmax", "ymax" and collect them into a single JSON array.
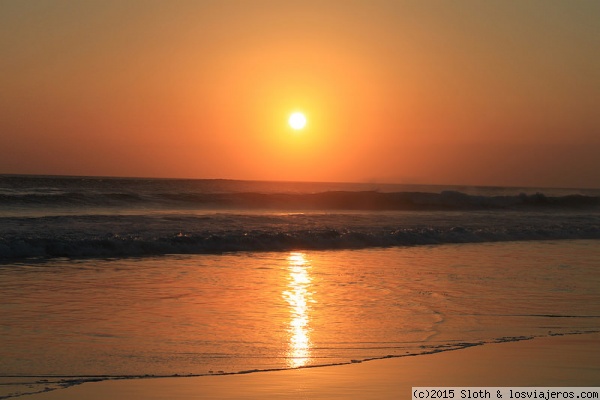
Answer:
[{"xmin": 1, "ymin": 240, "xmax": 598, "ymax": 380}]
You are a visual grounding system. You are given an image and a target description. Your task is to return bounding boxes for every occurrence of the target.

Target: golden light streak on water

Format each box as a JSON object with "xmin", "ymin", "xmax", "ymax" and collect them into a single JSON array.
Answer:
[{"xmin": 283, "ymin": 252, "xmax": 313, "ymax": 368}]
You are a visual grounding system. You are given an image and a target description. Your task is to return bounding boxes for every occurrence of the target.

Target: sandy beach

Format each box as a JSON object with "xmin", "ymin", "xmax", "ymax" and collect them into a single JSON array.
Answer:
[{"xmin": 16, "ymin": 332, "xmax": 599, "ymax": 400}]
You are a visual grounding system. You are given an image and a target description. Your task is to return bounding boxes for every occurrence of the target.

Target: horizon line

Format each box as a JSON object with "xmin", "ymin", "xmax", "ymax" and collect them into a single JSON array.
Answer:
[{"xmin": 1, "ymin": 172, "xmax": 598, "ymax": 191}]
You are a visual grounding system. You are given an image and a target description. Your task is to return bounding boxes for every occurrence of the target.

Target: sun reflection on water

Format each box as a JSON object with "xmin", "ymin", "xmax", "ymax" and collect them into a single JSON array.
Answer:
[{"xmin": 283, "ymin": 252, "xmax": 313, "ymax": 368}]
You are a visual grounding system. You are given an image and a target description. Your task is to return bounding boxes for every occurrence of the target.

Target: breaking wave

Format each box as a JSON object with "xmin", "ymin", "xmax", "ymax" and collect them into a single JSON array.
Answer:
[
  {"xmin": 2, "ymin": 190, "xmax": 599, "ymax": 211},
  {"xmin": 1, "ymin": 213, "xmax": 599, "ymax": 261}
]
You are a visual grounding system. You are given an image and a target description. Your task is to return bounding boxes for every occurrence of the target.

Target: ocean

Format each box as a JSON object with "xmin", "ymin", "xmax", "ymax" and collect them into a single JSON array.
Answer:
[{"xmin": 1, "ymin": 175, "xmax": 599, "ymax": 397}]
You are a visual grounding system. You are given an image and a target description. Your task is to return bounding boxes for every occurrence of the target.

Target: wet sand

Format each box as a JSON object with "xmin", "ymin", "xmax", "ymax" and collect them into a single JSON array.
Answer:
[{"xmin": 18, "ymin": 332, "xmax": 600, "ymax": 400}]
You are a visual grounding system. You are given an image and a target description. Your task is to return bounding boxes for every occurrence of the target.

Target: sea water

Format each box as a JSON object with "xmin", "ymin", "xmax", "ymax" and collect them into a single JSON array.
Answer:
[{"xmin": 1, "ymin": 176, "xmax": 599, "ymax": 397}]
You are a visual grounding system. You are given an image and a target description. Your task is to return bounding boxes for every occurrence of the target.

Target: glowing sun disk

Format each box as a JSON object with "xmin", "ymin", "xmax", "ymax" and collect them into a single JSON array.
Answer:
[{"xmin": 288, "ymin": 112, "xmax": 307, "ymax": 130}]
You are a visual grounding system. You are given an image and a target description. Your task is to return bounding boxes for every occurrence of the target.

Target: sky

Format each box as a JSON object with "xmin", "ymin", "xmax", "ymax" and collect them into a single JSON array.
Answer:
[{"xmin": 1, "ymin": 0, "xmax": 599, "ymax": 188}]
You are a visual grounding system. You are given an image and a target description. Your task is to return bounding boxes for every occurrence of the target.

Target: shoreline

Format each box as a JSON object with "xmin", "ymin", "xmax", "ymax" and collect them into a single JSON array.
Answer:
[{"xmin": 12, "ymin": 331, "xmax": 600, "ymax": 400}]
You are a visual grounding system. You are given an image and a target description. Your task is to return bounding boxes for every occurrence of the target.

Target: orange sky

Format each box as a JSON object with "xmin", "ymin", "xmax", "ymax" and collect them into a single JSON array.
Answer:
[{"xmin": 1, "ymin": 1, "xmax": 599, "ymax": 188}]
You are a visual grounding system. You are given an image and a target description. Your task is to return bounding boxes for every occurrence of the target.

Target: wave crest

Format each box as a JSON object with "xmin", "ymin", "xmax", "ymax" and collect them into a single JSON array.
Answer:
[
  {"xmin": 2, "ymin": 222, "xmax": 599, "ymax": 261},
  {"xmin": 1, "ymin": 190, "xmax": 599, "ymax": 210}
]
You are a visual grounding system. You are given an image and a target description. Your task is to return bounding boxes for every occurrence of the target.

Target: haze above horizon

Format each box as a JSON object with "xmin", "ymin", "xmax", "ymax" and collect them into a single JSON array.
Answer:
[{"xmin": 1, "ymin": 1, "xmax": 599, "ymax": 188}]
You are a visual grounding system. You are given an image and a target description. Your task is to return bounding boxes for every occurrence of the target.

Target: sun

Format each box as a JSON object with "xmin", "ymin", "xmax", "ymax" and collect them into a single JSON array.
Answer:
[{"xmin": 288, "ymin": 112, "xmax": 307, "ymax": 130}]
